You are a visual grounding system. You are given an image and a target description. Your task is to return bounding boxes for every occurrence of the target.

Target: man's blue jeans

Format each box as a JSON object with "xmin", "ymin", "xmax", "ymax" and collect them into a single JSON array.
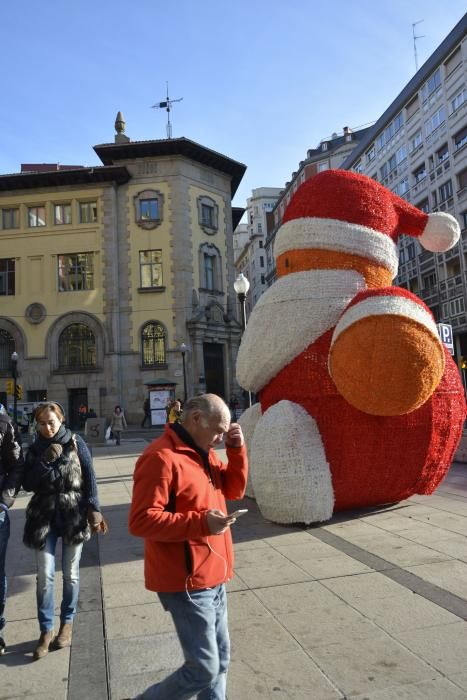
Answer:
[
  {"xmin": 0, "ymin": 509, "xmax": 10, "ymax": 635},
  {"xmin": 35, "ymin": 530, "xmax": 83, "ymax": 632},
  {"xmin": 138, "ymin": 584, "xmax": 230, "ymax": 700}
]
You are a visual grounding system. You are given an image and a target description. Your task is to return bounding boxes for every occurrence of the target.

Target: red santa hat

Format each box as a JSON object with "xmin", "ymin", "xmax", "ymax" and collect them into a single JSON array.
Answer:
[{"xmin": 274, "ymin": 169, "xmax": 460, "ymax": 276}]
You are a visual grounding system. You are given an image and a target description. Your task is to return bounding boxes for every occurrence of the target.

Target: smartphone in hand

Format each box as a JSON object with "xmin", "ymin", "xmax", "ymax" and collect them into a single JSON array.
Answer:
[{"xmin": 229, "ymin": 509, "xmax": 248, "ymax": 518}]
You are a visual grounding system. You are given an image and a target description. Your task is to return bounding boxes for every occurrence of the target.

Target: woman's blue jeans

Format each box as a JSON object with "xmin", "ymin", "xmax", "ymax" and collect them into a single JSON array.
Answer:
[
  {"xmin": 0, "ymin": 509, "xmax": 10, "ymax": 635},
  {"xmin": 35, "ymin": 530, "xmax": 83, "ymax": 632},
  {"xmin": 138, "ymin": 584, "xmax": 230, "ymax": 700}
]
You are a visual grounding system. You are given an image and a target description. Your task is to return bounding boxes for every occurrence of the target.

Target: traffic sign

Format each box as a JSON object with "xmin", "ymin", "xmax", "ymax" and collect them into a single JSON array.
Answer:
[{"xmin": 437, "ymin": 323, "xmax": 454, "ymax": 355}]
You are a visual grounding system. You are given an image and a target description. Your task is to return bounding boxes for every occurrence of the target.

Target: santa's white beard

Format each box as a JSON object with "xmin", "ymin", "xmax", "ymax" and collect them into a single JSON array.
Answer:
[{"xmin": 236, "ymin": 269, "xmax": 366, "ymax": 393}]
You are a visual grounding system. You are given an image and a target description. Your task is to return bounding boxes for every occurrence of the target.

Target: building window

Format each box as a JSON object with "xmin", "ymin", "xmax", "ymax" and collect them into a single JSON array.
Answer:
[
  {"xmin": 140, "ymin": 250, "xmax": 163, "ymax": 288},
  {"xmin": 28, "ymin": 206, "xmax": 46, "ymax": 227},
  {"xmin": 407, "ymin": 243, "xmax": 415, "ymax": 261},
  {"xmin": 257, "ymin": 222, "xmax": 262, "ymax": 233},
  {"xmin": 134, "ymin": 189, "xmax": 164, "ymax": 230},
  {"xmin": 79, "ymin": 201, "xmax": 97, "ymax": 224},
  {"xmin": 409, "ymin": 130, "xmax": 423, "ymax": 154},
  {"xmin": 200, "ymin": 243, "xmax": 222, "ymax": 291},
  {"xmin": 141, "ymin": 322, "xmax": 166, "ymax": 367},
  {"xmin": 202, "ymin": 204, "xmax": 214, "ymax": 227},
  {"xmin": 259, "ymin": 240, "xmax": 263, "ymax": 248},
  {"xmin": 416, "ymin": 198, "xmax": 430, "ymax": 213},
  {"xmin": 436, "ymin": 144, "xmax": 449, "ymax": 163},
  {"xmin": 261, "ymin": 274, "xmax": 265, "ymax": 284},
  {"xmin": 413, "ymin": 163, "xmax": 427, "ymax": 183},
  {"xmin": 197, "ymin": 196, "xmax": 219, "ymax": 234},
  {"xmin": 421, "ymin": 68, "xmax": 441, "ymax": 102},
  {"xmin": 460, "ymin": 211, "xmax": 467, "ymax": 229},
  {"xmin": 454, "ymin": 126, "xmax": 467, "ymax": 152},
  {"xmin": 0, "ymin": 259, "xmax": 15, "ymax": 296},
  {"xmin": 0, "ymin": 329, "xmax": 15, "ymax": 371},
  {"xmin": 449, "ymin": 297, "xmax": 465, "ymax": 317},
  {"xmin": 54, "ymin": 203, "xmax": 72, "ymax": 225},
  {"xmin": 444, "ymin": 46, "xmax": 462, "ymax": 77},
  {"xmin": 459, "ymin": 169, "xmax": 467, "ymax": 192},
  {"xmin": 140, "ymin": 198, "xmax": 159, "ymax": 221},
  {"xmin": 406, "ymin": 95, "xmax": 419, "ymax": 120},
  {"xmin": 439, "ymin": 180, "xmax": 453, "ymax": 203},
  {"xmin": 425, "ymin": 106, "xmax": 446, "ymax": 137},
  {"xmin": 260, "ymin": 256, "xmax": 264, "ymax": 268},
  {"xmin": 366, "ymin": 146, "xmax": 375, "ymax": 162},
  {"xmin": 398, "ymin": 177, "xmax": 409, "ymax": 196},
  {"xmin": 449, "ymin": 88, "xmax": 466, "ymax": 115},
  {"xmin": 423, "ymin": 272, "xmax": 437, "ymax": 289},
  {"xmin": 58, "ymin": 253, "xmax": 94, "ymax": 291},
  {"xmin": 1, "ymin": 208, "xmax": 19, "ymax": 230},
  {"xmin": 204, "ymin": 253, "xmax": 215, "ymax": 289},
  {"xmin": 58, "ymin": 323, "xmax": 96, "ymax": 370}
]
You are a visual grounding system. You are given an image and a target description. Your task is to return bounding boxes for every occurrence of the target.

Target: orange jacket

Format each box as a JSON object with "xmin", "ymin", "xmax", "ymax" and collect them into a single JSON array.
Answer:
[{"xmin": 128, "ymin": 424, "xmax": 248, "ymax": 592}]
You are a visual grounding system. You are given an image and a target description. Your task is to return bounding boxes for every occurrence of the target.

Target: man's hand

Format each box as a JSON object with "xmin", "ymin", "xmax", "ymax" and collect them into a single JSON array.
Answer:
[
  {"xmin": 206, "ymin": 508, "xmax": 236, "ymax": 535},
  {"xmin": 224, "ymin": 423, "xmax": 244, "ymax": 448}
]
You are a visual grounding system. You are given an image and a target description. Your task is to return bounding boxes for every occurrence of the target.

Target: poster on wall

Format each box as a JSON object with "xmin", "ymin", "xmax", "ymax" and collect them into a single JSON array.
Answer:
[{"xmin": 149, "ymin": 389, "xmax": 171, "ymax": 425}]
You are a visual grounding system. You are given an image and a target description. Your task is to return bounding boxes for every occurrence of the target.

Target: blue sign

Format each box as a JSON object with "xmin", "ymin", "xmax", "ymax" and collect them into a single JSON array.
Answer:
[{"xmin": 437, "ymin": 323, "xmax": 454, "ymax": 355}]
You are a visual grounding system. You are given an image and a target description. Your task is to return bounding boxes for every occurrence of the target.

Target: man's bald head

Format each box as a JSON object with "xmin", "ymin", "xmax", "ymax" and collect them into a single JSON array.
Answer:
[{"xmin": 180, "ymin": 394, "xmax": 231, "ymax": 451}]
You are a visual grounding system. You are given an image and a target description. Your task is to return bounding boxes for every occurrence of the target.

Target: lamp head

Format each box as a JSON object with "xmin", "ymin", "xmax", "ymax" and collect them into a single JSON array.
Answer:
[
  {"xmin": 234, "ymin": 273, "xmax": 250, "ymax": 296},
  {"xmin": 11, "ymin": 351, "xmax": 18, "ymax": 363}
]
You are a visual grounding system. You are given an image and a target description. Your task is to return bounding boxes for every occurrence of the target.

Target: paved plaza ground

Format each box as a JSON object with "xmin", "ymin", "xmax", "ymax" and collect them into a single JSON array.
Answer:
[{"xmin": 2, "ymin": 434, "xmax": 467, "ymax": 699}]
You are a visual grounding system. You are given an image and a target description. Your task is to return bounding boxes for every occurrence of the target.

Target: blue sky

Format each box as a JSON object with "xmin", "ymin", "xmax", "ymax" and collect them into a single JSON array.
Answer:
[{"xmin": 1, "ymin": 1, "xmax": 466, "ymax": 207}]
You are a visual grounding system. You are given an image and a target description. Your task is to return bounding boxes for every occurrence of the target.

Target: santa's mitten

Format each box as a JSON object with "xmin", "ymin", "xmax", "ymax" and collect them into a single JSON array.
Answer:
[
  {"xmin": 328, "ymin": 287, "xmax": 445, "ymax": 416},
  {"xmin": 238, "ymin": 402, "xmax": 262, "ymax": 498}
]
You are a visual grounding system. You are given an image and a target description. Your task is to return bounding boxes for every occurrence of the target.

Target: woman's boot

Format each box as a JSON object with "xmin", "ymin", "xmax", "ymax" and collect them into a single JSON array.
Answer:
[{"xmin": 33, "ymin": 630, "xmax": 54, "ymax": 660}]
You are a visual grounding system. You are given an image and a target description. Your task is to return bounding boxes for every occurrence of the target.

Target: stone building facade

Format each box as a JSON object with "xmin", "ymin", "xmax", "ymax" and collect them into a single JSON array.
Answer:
[{"xmin": 0, "ymin": 119, "xmax": 246, "ymax": 426}]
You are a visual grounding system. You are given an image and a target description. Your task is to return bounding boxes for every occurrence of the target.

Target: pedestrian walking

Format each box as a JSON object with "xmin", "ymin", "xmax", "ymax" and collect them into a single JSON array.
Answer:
[
  {"xmin": 141, "ymin": 398, "xmax": 151, "ymax": 428},
  {"xmin": 110, "ymin": 405, "xmax": 127, "ymax": 446},
  {"xmin": 0, "ymin": 403, "xmax": 24, "ymax": 655},
  {"xmin": 128, "ymin": 393, "xmax": 248, "ymax": 699},
  {"xmin": 22, "ymin": 402, "xmax": 107, "ymax": 660}
]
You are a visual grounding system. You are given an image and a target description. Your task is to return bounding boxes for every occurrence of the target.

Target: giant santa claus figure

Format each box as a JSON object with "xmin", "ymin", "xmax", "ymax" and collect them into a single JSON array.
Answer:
[{"xmin": 236, "ymin": 169, "xmax": 465, "ymax": 524}]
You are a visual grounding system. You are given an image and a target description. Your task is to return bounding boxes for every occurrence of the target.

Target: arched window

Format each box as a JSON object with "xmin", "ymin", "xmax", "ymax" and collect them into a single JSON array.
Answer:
[
  {"xmin": 142, "ymin": 322, "xmax": 167, "ymax": 367},
  {"xmin": 58, "ymin": 324, "xmax": 96, "ymax": 370},
  {"xmin": 0, "ymin": 329, "xmax": 15, "ymax": 371}
]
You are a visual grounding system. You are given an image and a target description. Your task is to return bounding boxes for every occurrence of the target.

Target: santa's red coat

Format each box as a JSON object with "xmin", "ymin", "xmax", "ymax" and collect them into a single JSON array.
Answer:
[{"xmin": 260, "ymin": 328, "xmax": 466, "ymax": 511}]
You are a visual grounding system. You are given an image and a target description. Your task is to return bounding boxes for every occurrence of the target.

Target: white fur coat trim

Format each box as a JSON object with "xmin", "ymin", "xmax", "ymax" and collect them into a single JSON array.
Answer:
[
  {"xmin": 274, "ymin": 217, "xmax": 399, "ymax": 276},
  {"xmin": 331, "ymin": 294, "xmax": 441, "ymax": 346},
  {"xmin": 236, "ymin": 269, "xmax": 366, "ymax": 392}
]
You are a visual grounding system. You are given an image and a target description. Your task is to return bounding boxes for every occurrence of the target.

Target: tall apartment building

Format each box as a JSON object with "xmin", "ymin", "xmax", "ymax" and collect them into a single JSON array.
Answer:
[
  {"xmin": 265, "ymin": 125, "xmax": 372, "ymax": 284},
  {"xmin": 234, "ymin": 187, "xmax": 281, "ymax": 315},
  {"xmin": 0, "ymin": 115, "xmax": 246, "ymax": 426},
  {"xmin": 342, "ymin": 13, "xmax": 467, "ymax": 360}
]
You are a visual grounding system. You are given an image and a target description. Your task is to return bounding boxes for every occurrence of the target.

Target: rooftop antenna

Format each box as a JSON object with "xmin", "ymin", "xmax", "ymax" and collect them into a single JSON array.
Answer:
[
  {"xmin": 151, "ymin": 82, "xmax": 183, "ymax": 139},
  {"xmin": 412, "ymin": 20, "xmax": 425, "ymax": 72}
]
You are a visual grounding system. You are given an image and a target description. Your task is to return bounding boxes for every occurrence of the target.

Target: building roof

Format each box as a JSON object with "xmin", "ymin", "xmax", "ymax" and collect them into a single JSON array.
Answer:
[
  {"xmin": 0, "ymin": 165, "xmax": 130, "ymax": 192},
  {"xmin": 93, "ymin": 137, "xmax": 247, "ymax": 196},
  {"xmin": 341, "ymin": 13, "xmax": 467, "ymax": 168},
  {"xmin": 232, "ymin": 207, "xmax": 245, "ymax": 230}
]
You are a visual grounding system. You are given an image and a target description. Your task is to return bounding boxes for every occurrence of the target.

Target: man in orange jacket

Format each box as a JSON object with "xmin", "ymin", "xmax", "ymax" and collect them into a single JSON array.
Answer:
[{"xmin": 128, "ymin": 393, "xmax": 248, "ymax": 700}]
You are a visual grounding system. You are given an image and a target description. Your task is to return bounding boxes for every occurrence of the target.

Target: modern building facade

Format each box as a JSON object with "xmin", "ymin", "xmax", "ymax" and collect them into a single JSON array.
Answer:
[
  {"xmin": 341, "ymin": 13, "xmax": 467, "ymax": 363},
  {"xmin": 0, "ymin": 116, "xmax": 246, "ymax": 426},
  {"xmin": 265, "ymin": 125, "xmax": 372, "ymax": 284},
  {"xmin": 234, "ymin": 187, "xmax": 281, "ymax": 316}
]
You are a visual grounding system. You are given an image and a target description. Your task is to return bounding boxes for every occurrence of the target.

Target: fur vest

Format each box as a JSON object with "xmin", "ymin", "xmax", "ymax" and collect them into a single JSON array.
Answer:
[{"xmin": 23, "ymin": 435, "xmax": 90, "ymax": 549}]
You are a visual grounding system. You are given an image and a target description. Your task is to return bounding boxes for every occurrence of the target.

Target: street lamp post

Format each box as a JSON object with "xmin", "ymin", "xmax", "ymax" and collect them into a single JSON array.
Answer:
[
  {"xmin": 234, "ymin": 273, "xmax": 252, "ymax": 409},
  {"xmin": 11, "ymin": 351, "xmax": 18, "ymax": 425},
  {"xmin": 180, "ymin": 343, "xmax": 188, "ymax": 403}
]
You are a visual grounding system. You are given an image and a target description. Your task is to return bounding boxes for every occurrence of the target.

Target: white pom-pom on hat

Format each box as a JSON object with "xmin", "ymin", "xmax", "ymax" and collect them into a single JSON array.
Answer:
[{"xmin": 419, "ymin": 212, "xmax": 461, "ymax": 253}]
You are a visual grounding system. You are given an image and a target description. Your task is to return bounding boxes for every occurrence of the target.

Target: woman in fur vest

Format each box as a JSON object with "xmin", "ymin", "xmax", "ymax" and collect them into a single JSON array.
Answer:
[{"xmin": 22, "ymin": 402, "xmax": 105, "ymax": 660}]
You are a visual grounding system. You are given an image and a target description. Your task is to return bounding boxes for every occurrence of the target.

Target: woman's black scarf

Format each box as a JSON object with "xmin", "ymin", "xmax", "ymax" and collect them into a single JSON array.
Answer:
[{"xmin": 33, "ymin": 423, "xmax": 73, "ymax": 454}]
